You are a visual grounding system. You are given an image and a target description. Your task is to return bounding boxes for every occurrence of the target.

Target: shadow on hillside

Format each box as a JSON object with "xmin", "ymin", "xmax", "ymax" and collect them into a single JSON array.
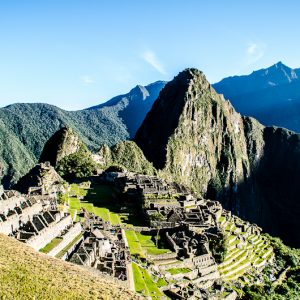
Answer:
[
  {"xmin": 83, "ymin": 183, "xmax": 147, "ymax": 227},
  {"xmin": 210, "ymin": 127, "xmax": 300, "ymax": 248}
]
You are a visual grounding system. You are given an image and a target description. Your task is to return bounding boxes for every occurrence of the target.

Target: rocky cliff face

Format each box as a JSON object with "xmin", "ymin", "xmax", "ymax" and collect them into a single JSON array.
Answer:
[
  {"xmin": 15, "ymin": 162, "xmax": 65, "ymax": 194},
  {"xmin": 39, "ymin": 127, "xmax": 82, "ymax": 167},
  {"xmin": 136, "ymin": 69, "xmax": 262, "ymax": 194},
  {"xmin": 39, "ymin": 127, "xmax": 98, "ymax": 180},
  {"xmin": 135, "ymin": 68, "xmax": 300, "ymax": 247}
]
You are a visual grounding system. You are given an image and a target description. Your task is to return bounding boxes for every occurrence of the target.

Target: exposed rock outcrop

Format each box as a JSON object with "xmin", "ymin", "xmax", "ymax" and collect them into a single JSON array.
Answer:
[
  {"xmin": 39, "ymin": 127, "xmax": 82, "ymax": 167},
  {"xmin": 15, "ymin": 162, "xmax": 65, "ymax": 194},
  {"xmin": 135, "ymin": 68, "xmax": 300, "ymax": 247},
  {"xmin": 39, "ymin": 127, "xmax": 98, "ymax": 180}
]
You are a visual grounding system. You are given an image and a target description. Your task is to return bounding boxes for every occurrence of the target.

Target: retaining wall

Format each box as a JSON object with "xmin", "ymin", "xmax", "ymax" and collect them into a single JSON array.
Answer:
[
  {"xmin": 26, "ymin": 215, "xmax": 72, "ymax": 250},
  {"xmin": 0, "ymin": 202, "xmax": 43, "ymax": 235},
  {"xmin": 48, "ymin": 222, "xmax": 83, "ymax": 257}
]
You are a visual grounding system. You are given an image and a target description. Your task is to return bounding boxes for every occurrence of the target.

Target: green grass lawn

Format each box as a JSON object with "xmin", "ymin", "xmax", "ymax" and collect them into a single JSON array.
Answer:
[
  {"xmin": 156, "ymin": 277, "xmax": 168, "ymax": 287},
  {"xmin": 70, "ymin": 184, "xmax": 88, "ymax": 197},
  {"xmin": 67, "ymin": 184, "xmax": 122, "ymax": 225},
  {"xmin": 132, "ymin": 263, "xmax": 164, "ymax": 299},
  {"xmin": 125, "ymin": 231, "xmax": 171, "ymax": 258},
  {"xmin": 69, "ymin": 197, "xmax": 81, "ymax": 209},
  {"xmin": 167, "ymin": 267, "xmax": 191, "ymax": 275},
  {"xmin": 39, "ymin": 237, "xmax": 62, "ymax": 253},
  {"xmin": 135, "ymin": 232, "xmax": 170, "ymax": 256},
  {"xmin": 125, "ymin": 231, "xmax": 145, "ymax": 257},
  {"xmin": 93, "ymin": 207, "xmax": 110, "ymax": 222},
  {"xmin": 110, "ymin": 211, "xmax": 121, "ymax": 225}
]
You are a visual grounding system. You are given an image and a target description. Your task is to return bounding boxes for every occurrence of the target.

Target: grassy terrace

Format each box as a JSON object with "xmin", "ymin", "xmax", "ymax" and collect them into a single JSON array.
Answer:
[
  {"xmin": 167, "ymin": 267, "xmax": 191, "ymax": 275},
  {"xmin": 125, "ymin": 230, "xmax": 171, "ymax": 258},
  {"xmin": 40, "ymin": 237, "xmax": 62, "ymax": 253},
  {"xmin": 67, "ymin": 184, "xmax": 121, "ymax": 225},
  {"xmin": 55, "ymin": 232, "xmax": 84, "ymax": 259},
  {"xmin": 218, "ymin": 218, "xmax": 274, "ymax": 282},
  {"xmin": 61, "ymin": 183, "xmax": 174, "ymax": 298},
  {"xmin": 132, "ymin": 263, "xmax": 164, "ymax": 299}
]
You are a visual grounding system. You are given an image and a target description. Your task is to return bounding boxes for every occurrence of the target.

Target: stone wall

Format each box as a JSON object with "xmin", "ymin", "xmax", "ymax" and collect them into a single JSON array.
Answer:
[
  {"xmin": 147, "ymin": 252, "xmax": 177, "ymax": 261},
  {"xmin": 198, "ymin": 264, "xmax": 217, "ymax": 276},
  {"xmin": 165, "ymin": 231, "xmax": 179, "ymax": 252},
  {"xmin": 192, "ymin": 254, "xmax": 214, "ymax": 268},
  {"xmin": 60, "ymin": 235, "xmax": 84, "ymax": 261},
  {"xmin": 0, "ymin": 214, "xmax": 19, "ymax": 235},
  {"xmin": 225, "ymin": 291, "xmax": 238, "ymax": 300},
  {"xmin": 159, "ymin": 258, "xmax": 194, "ymax": 271},
  {"xmin": 166, "ymin": 269, "xmax": 199, "ymax": 281},
  {"xmin": 0, "ymin": 196, "xmax": 24, "ymax": 214},
  {"xmin": 193, "ymin": 270, "xmax": 220, "ymax": 283},
  {"xmin": 26, "ymin": 215, "xmax": 73, "ymax": 250},
  {"xmin": 0, "ymin": 202, "xmax": 43, "ymax": 235},
  {"xmin": 48, "ymin": 222, "xmax": 83, "ymax": 257}
]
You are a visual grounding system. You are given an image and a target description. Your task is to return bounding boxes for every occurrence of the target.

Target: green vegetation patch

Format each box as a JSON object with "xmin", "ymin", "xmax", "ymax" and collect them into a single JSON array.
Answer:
[
  {"xmin": 101, "ymin": 141, "xmax": 157, "ymax": 176},
  {"xmin": 66, "ymin": 184, "xmax": 122, "ymax": 225},
  {"xmin": 55, "ymin": 232, "xmax": 84, "ymax": 259},
  {"xmin": 57, "ymin": 144, "xmax": 98, "ymax": 180},
  {"xmin": 39, "ymin": 237, "xmax": 63, "ymax": 254},
  {"xmin": 167, "ymin": 267, "xmax": 191, "ymax": 275},
  {"xmin": 125, "ymin": 231, "xmax": 145, "ymax": 257},
  {"xmin": 132, "ymin": 263, "xmax": 164, "ymax": 299},
  {"xmin": 135, "ymin": 232, "xmax": 171, "ymax": 256}
]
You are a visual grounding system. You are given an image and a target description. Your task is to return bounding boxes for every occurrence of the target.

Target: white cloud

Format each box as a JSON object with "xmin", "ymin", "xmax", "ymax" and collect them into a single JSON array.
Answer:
[
  {"xmin": 246, "ymin": 42, "xmax": 266, "ymax": 65},
  {"xmin": 141, "ymin": 50, "xmax": 167, "ymax": 75},
  {"xmin": 81, "ymin": 75, "xmax": 95, "ymax": 85}
]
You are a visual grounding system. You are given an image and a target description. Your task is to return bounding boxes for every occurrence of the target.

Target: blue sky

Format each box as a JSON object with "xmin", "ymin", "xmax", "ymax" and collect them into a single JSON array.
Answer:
[{"xmin": 0, "ymin": 1, "xmax": 300, "ymax": 110}]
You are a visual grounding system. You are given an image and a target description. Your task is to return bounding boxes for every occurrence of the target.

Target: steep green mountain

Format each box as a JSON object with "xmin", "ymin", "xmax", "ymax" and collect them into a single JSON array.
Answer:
[
  {"xmin": 135, "ymin": 68, "xmax": 300, "ymax": 248},
  {"xmin": 98, "ymin": 141, "xmax": 156, "ymax": 175},
  {"xmin": 39, "ymin": 127, "xmax": 85, "ymax": 167},
  {"xmin": 0, "ymin": 81, "xmax": 164, "ymax": 187},
  {"xmin": 0, "ymin": 120, "xmax": 36, "ymax": 187},
  {"xmin": 213, "ymin": 62, "xmax": 300, "ymax": 133},
  {"xmin": 39, "ymin": 127, "xmax": 98, "ymax": 180}
]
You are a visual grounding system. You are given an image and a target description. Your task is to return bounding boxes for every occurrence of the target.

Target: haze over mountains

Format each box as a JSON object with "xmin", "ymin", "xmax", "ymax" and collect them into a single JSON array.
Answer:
[{"xmin": 213, "ymin": 62, "xmax": 300, "ymax": 132}]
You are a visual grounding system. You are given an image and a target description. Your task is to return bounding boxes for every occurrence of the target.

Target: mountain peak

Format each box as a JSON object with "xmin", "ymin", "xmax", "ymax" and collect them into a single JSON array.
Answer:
[
  {"xmin": 167, "ymin": 68, "xmax": 211, "ymax": 95},
  {"xmin": 274, "ymin": 61, "xmax": 285, "ymax": 67},
  {"xmin": 130, "ymin": 84, "xmax": 149, "ymax": 100},
  {"xmin": 135, "ymin": 68, "xmax": 219, "ymax": 169},
  {"xmin": 176, "ymin": 68, "xmax": 206, "ymax": 82},
  {"xmin": 214, "ymin": 61, "xmax": 299, "ymax": 98},
  {"xmin": 39, "ymin": 126, "xmax": 82, "ymax": 167}
]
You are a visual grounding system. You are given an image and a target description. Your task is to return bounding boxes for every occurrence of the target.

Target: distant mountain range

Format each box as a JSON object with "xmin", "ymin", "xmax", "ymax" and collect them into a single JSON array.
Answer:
[
  {"xmin": 213, "ymin": 62, "xmax": 300, "ymax": 133},
  {"xmin": 0, "ymin": 81, "xmax": 165, "ymax": 187},
  {"xmin": 2, "ymin": 61, "xmax": 300, "ymax": 188}
]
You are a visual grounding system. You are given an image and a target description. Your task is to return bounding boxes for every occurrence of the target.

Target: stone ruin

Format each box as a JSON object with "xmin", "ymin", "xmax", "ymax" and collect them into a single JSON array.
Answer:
[
  {"xmin": 70, "ymin": 214, "xmax": 131, "ymax": 284},
  {"xmin": 0, "ymin": 184, "xmax": 82, "ymax": 254},
  {"xmin": 16, "ymin": 161, "xmax": 66, "ymax": 196}
]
